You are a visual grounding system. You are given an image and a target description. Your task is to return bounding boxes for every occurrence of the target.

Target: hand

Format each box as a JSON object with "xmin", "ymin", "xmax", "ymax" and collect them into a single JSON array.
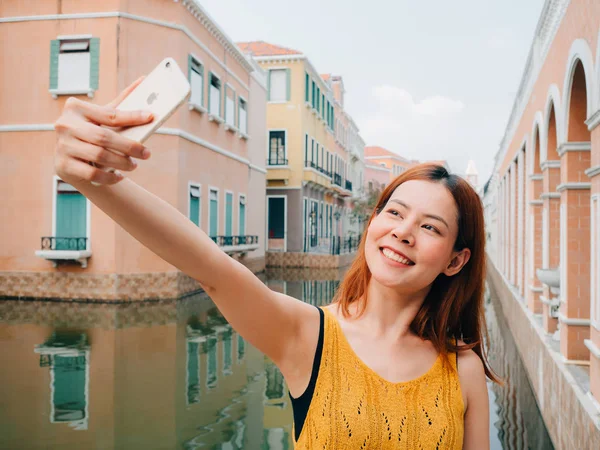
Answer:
[{"xmin": 53, "ymin": 77, "xmax": 154, "ymax": 186}]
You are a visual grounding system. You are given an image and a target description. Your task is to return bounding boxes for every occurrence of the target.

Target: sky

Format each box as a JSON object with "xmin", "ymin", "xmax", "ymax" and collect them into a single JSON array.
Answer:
[{"xmin": 199, "ymin": 0, "xmax": 546, "ymax": 185}]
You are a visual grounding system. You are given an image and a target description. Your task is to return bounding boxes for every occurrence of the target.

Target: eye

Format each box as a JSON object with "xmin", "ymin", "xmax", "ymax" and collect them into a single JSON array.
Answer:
[
  {"xmin": 387, "ymin": 209, "xmax": 402, "ymax": 218},
  {"xmin": 422, "ymin": 224, "xmax": 440, "ymax": 234}
]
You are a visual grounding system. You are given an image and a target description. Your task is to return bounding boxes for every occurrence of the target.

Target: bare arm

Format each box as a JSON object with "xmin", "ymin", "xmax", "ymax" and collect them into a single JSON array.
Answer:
[
  {"xmin": 458, "ymin": 349, "xmax": 490, "ymax": 450},
  {"xmin": 53, "ymin": 80, "xmax": 319, "ymax": 374}
]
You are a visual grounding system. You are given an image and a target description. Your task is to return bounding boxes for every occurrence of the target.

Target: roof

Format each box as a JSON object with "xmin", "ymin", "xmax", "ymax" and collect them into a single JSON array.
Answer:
[
  {"xmin": 236, "ymin": 41, "xmax": 302, "ymax": 57},
  {"xmin": 321, "ymin": 73, "xmax": 331, "ymax": 82},
  {"xmin": 364, "ymin": 146, "xmax": 410, "ymax": 163}
]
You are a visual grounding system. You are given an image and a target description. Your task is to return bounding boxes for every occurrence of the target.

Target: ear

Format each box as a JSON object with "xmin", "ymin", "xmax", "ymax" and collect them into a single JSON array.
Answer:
[{"xmin": 443, "ymin": 248, "xmax": 471, "ymax": 277}]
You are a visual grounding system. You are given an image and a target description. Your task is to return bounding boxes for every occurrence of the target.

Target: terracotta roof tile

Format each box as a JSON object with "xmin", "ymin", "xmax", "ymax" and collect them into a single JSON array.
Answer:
[{"xmin": 236, "ymin": 41, "xmax": 302, "ymax": 57}]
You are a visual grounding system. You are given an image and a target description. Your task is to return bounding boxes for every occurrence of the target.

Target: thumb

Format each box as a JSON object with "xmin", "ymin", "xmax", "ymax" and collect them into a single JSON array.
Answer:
[{"xmin": 106, "ymin": 76, "xmax": 145, "ymax": 108}]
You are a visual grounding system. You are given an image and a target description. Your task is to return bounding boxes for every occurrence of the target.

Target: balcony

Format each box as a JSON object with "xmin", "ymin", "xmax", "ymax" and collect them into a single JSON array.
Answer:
[
  {"xmin": 266, "ymin": 155, "xmax": 291, "ymax": 185},
  {"xmin": 210, "ymin": 235, "xmax": 259, "ymax": 254},
  {"xmin": 303, "ymin": 161, "xmax": 331, "ymax": 189},
  {"xmin": 345, "ymin": 180, "xmax": 353, "ymax": 191},
  {"xmin": 35, "ymin": 237, "xmax": 91, "ymax": 268},
  {"xmin": 333, "ymin": 174, "xmax": 342, "ymax": 186}
]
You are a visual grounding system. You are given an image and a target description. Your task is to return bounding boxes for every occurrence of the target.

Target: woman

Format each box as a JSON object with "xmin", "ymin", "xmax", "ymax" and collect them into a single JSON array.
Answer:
[{"xmin": 53, "ymin": 79, "xmax": 498, "ymax": 449}]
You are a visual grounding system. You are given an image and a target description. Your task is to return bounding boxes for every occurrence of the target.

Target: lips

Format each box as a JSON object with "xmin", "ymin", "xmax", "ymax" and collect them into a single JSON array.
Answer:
[{"xmin": 380, "ymin": 246, "xmax": 415, "ymax": 265}]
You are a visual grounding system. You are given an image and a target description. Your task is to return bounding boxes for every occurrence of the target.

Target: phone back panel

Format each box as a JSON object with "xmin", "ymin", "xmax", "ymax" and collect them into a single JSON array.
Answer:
[{"xmin": 116, "ymin": 57, "xmax": 191, "ymax": 143}]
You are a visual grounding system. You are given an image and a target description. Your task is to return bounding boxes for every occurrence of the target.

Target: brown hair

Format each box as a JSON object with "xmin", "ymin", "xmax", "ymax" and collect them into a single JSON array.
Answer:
[{"xmin": 334, "ymin": 163, "xmax": 499, "ymax": 383}]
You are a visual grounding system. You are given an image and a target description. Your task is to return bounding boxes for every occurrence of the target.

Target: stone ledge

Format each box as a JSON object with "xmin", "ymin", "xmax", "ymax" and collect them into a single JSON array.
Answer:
[
  {"xmin": 487, "ymin": 255, "xmax": 600, "ymax": 450},
  {"xmin": 0, "ymin": 256, "xmax": 265, "ymax": 302},
  {"xmin": 266, "ymin": 251, "xmax": 356, "ymax": 269}
]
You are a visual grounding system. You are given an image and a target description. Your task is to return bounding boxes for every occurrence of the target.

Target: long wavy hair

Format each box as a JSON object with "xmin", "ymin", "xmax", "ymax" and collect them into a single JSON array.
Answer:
[{"xmin": 334, "ymin": 163, "xmax": 499, "ymax": 382}]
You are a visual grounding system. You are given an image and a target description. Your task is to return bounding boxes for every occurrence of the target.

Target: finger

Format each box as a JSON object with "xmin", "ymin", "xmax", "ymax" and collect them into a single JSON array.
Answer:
[
  {"xmin": 69, "ymin": 120, "xmax": 149, "ymax": 160},
  {"xmin": 107, "ymin": 76, "xmax": 145, "ymax": 108},
  {"xmin": 68, "ymin": 140, "xmax": 137, "ymax": 172},
  {"xmin": 70, "ymin": 98, "xmax": 153, "ymax": 130},
  {"xmin": 68, "ymin": 157, "xmax": 125, "ymax": 186}
]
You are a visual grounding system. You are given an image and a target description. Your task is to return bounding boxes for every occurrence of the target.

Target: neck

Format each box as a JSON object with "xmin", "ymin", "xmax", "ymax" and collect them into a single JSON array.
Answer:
[{"xmin": 353, "ymin": 279, "xmax": 431, "ymax": 340}]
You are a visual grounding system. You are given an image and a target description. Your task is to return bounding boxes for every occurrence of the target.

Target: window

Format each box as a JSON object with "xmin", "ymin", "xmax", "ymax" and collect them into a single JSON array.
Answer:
[
  {"xmin": 305, "ymin": 72, "xmax": 310, "ymax": 102},
  {"xmin": 209, "ymin": 73, "xmax": 221, "ymax": 117},
  {"xmin": 55, "ymin": 180, "xmax": 87, "ymax": 250},
  {"xmin": 209, "ymin": 189, "xmax": 218, "ymax": 237},
  {"xmin": 312, "ymin": 80, "xmax": 316, "ymax": 108},
  {"xmin": 50, "ymin": 37, "xmax": 99, "ymax": 94},
  {"xmin": 321, "ymin": 93, "xmax": 325, "ymax": 118},
  {"xmin": 239, "ymin": 195, "xmax": 246, "ymax": 236},
  {"xmin": 268, "ymin": 69, "xmax": 289, "ymax": 102},
  {"xmin": 225, "ymin": 192, "xmax": 233, "ymax": 237},
  {"xmin": 304, "ymin": 134, "xmax": 309, "ymax": 165},
  {"xmin": 189, "ymin": 184, "xmax": 201, "ymax": 227},
  {"xmin": 186, "ymin": 341, "xmax": 200, "ymax": 404},
  {"xmin": 268, "ymin": 130, "xmax": 286, "ymax": 165},
  {"xmin": 238, "ymin": 97, "xmax": 248, "ymax": 134},
  {"xmin": 316, "ymin": 87, "xmax": 320, "ymax": 111},
  {"xmin": 188, "ymin": 55, "xmax": 204, "ymax": 107},
  {"xmin": 225, "ymin": 85, "xmax": 235, "ymax": 128}
]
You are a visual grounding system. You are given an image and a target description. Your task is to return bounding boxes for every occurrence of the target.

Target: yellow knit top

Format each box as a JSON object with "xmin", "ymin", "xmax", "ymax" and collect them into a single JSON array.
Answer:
[{"xmin": 294, "ymin": 307, "xmax": 465, "ymax": 449}]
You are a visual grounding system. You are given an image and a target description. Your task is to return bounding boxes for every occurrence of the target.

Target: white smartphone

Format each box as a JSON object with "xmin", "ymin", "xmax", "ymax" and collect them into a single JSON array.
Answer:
[{"xmin": 92, "ymin": 57, "xmax": 191, "ymax": 184}]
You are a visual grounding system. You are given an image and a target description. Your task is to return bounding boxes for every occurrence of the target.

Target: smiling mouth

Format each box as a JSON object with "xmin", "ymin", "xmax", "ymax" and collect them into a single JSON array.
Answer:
[{"xmin": 380, "ymin": 248, "xmax": 415, "ymax": 265}]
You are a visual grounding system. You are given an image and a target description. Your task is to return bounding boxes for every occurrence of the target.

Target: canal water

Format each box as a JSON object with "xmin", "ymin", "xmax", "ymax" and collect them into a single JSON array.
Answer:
[{"xmin": 0, "ymin": 270, "xmax": 554, "ymax": 449}]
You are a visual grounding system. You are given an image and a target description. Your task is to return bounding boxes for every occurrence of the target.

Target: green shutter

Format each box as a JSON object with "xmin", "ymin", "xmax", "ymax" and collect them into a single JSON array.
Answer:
[
  {"xmin": 187, "ymin": 342, "xmax": 200, "ymax": 404},
  {"xmin": 208, "ymin": 72, "xmax": 213, "ymax": 113},
  {"xmin": 237, "ymin": 334, "xmax": 245, "ymax": 360},
  {"xmin": 209, "ymin": 196, "xmax": 218, "ymax": 237},
  {"xmin": 223, "ymin": 85, "xmax": 228, "ymax": 122},
  {"xmin": 225, "ymin": 192, "xmax": 233, "ymax": 237},
  {"xmin": 239, "ymin": 201, "xmax": 246, "ymax": 235},
  {"xmin": 305, "ymin": 72, "xmax": 309, "ymax": 102},
  {"xmin": 223, "ymin": 332, "xmax": 232, "ymax": 373},
  {"xmin": 49, "ymin": 40, "xmax": 59, "ymax": 89},
  {"xmin": 206, "ymin": 337, "xmax": 217, "ymax": 388},
  {"xmin": 285, "ymin": 68, "xmax": 291, "ymax": 101},
  {"xmin": 53, "ymin": 355, "xmax": 86, "ymax": 422},
  {"xmin": 56, "ymin": 192, "xmax": 86, "ymax": 250},
  {"xmin": 190, "ymin": 195, "xmax": 200, "ymax": 226},
  {"xmin": 267, "ymin": 70, "xmax": 271, "ymax": 101},
  {"xmin": 188, "ymin": 54, "xmax": 193, "ymax": 81},
  {"xmin": 89, "ymin": 38, "xmax": 100, "ymax": 90}
]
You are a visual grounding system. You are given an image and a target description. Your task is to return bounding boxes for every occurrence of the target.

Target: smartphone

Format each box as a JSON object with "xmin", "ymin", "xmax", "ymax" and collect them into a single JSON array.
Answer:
[{"xmin": 92, "ymin": 57, "xmax": 191, "ymax": 184}]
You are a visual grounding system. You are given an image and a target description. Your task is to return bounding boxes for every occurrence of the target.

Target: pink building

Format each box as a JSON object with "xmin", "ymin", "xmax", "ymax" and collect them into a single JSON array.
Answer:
[{"xmin": 0, "ymin": 0, "xmax": 267, "ymax": 301}]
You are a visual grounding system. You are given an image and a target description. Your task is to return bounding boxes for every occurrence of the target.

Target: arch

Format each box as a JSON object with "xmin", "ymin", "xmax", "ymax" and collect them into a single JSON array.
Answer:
[
  {"xmin": 540, "ymin": 84, "xmax": 563, "ymax": 163},
  {"xmin": 529, "ymin": 111, "xmax": 544, "ymax": 174},
  {"xmin": 562, "ymin": 39, "xmax": 595, "ymax": 141}
]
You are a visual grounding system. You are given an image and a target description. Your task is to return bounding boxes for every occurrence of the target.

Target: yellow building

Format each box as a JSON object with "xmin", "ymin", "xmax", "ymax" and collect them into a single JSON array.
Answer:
[{"xmin": 238, "ymin": 42, "xmax": 365, "ymax": 255}]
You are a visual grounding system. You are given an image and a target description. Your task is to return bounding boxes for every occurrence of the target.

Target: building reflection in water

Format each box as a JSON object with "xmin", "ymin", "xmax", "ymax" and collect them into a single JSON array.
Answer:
[
  {"xmin": 34, "ymin": 332, "xmax": 90, "ymax": 431},
  {"xmin": 0, "ymin": 269, "xmax": 554, "ymax": 449}
]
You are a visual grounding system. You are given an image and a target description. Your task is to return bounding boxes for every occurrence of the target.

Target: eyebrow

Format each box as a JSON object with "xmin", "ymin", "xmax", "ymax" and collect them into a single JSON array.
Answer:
[{"xmin": 388, "ymin": 199, "xmax": 450, "ymax": 230}]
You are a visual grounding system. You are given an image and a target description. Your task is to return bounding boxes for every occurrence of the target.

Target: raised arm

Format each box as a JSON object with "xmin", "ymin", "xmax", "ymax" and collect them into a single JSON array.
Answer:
[{"xmin": 53, "ymin": 80, "xmax": 319, "ymax": 382}]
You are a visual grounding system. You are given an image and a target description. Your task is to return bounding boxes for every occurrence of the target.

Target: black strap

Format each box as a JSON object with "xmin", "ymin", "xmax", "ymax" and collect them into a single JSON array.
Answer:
[{"xmin": 289, "ymin": 306, "xmax": 325, "ymax": 441}]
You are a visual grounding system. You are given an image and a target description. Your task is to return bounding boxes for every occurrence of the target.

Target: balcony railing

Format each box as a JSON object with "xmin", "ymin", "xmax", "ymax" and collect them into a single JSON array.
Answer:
[
  {"xmin": 330, "ymin": 235, "xmax": 361, "ymax": 255},
  {"xmin": 41, "ymin": 237, "xmax": 88, "ymax": 251},
  {"xmin": 333, "ymin": 174, "xmax": 342, "ymax": 186},
  {"xmin": 304, "ymin": 161, "xmax": 332, "ymax": 177},
  {"xmin": 267, "ymin": 155, "xmax": 288, "ymax": 166},
  {"xmin": 210, "ymin": 235, "xmax": 259, "ymax": 247},
  {"xmin": 345, "ymin": 180, "xmax": 353, "ymax": 191}
]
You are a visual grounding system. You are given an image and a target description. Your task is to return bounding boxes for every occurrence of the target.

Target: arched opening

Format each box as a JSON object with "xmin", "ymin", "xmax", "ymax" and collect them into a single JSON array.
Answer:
[
  {"xmin": 560, "ymin": 58, "xmax": 592, "ymax": 362},
  {"xmin": 528, "ymin": 125, "xmax": 543, "ymax": 313},
  {"xmin": 546, "ymin": 105, "xmax": 559, "ymax": 160}
]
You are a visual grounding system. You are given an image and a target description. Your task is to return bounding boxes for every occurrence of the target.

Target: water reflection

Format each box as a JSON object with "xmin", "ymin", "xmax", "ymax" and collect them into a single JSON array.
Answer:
[
  {"xmin": 485, "ymin": 286, "xmax": 555, "ymax": 450},
  {"xmin": 0, "ymin": 272, "xmax": 553, "ymax": 449}
]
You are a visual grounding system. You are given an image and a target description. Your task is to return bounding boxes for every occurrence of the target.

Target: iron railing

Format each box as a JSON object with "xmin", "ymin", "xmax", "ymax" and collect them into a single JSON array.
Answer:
[
  {"xmin": 345, "ymin": 180, "xmax": 353, "ymax": 191},
  {"xmin": 330, "ymin": 235, "xmax": 361, "ymax": 255},
  {"xmin": 41, "ymin": 237, "xmax": 88, "ymax": 251},
  {"xmin": 267, "ymin": 156, "xmax": 288, "ymax": 166},
  {"xmin": 333, "ymin": 174, "xmax": 342, "ymax": 186},
  {"xmin": 210, "ymin": 235, "xmax": 259, "ymax": 247}
]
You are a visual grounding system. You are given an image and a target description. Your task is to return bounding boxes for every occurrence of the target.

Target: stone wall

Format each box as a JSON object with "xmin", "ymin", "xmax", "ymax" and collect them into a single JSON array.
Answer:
[
  {"xmin": 487, "ymin": 256, "xmax": 600, "ymax": 450},
  {"xmin": 266, "ymin": 251, "xmax": 356, "ymax": 269},
  {"xmin": 0, "ymin": 256, "xmax": 265, "ymax": 302}
]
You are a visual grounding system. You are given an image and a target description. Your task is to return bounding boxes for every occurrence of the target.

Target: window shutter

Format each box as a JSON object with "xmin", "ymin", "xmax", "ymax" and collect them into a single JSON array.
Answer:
[
  {"xmin": 208, "ymin": 72, "xmax": 212, "ymax": 112},
  {"xmin": 285, "ymin": 68, "xmax": 291, "ymax": 101},
  {"xmin": 223, "ymin": 85, "xmax": 228, "ymax": 122},
  {"xmin": 89, "ymin": 38, "xmax": 100, "ymax": 90},
  {"xmin": 188, "ymin": 54, "xmax": 193, "ymax": 81},
  {"xmin": 49, "ymin": 40, "xmax": 60, "ymax": 89},
  {"xmin": 267, "ymin": 70, "xmax": 271, "ymax": 101}
]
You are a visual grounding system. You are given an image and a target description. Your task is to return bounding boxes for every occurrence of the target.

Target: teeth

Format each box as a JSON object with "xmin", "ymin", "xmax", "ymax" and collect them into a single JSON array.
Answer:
[{"xmin": 382, "ymin": 248, "xmax": 413, "ymax": 265}]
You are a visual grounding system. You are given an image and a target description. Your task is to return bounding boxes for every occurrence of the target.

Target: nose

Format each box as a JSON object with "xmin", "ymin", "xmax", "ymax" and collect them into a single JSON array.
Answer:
[{"xmin": 391, "ymin": 221, "xmax": 415, "ymax": 246}]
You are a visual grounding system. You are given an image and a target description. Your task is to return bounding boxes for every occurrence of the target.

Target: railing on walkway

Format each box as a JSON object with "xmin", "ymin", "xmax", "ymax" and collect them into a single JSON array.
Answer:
[
  {"xmin": 41, "ymin": 237, "xmax": 88, "ymax": 251},
  {"xmin": 330, "ymin": 235, "xmax": 361, "ymax": 255},
  {"xmin": 210, "ymin": 235, "xmax": 259, "ymax": 247}
]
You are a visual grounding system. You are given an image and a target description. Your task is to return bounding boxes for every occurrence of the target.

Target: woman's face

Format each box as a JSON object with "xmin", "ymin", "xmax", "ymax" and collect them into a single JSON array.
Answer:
[{"xmin": 365, "ymin": 179, "xmax": 468, "ymax": 294}]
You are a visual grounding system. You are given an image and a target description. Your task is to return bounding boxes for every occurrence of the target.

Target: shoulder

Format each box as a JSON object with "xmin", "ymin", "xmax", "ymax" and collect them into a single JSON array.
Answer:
[{"xmin": 455, "ymin": 341, "xmax": 487, "ymax": 410}]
